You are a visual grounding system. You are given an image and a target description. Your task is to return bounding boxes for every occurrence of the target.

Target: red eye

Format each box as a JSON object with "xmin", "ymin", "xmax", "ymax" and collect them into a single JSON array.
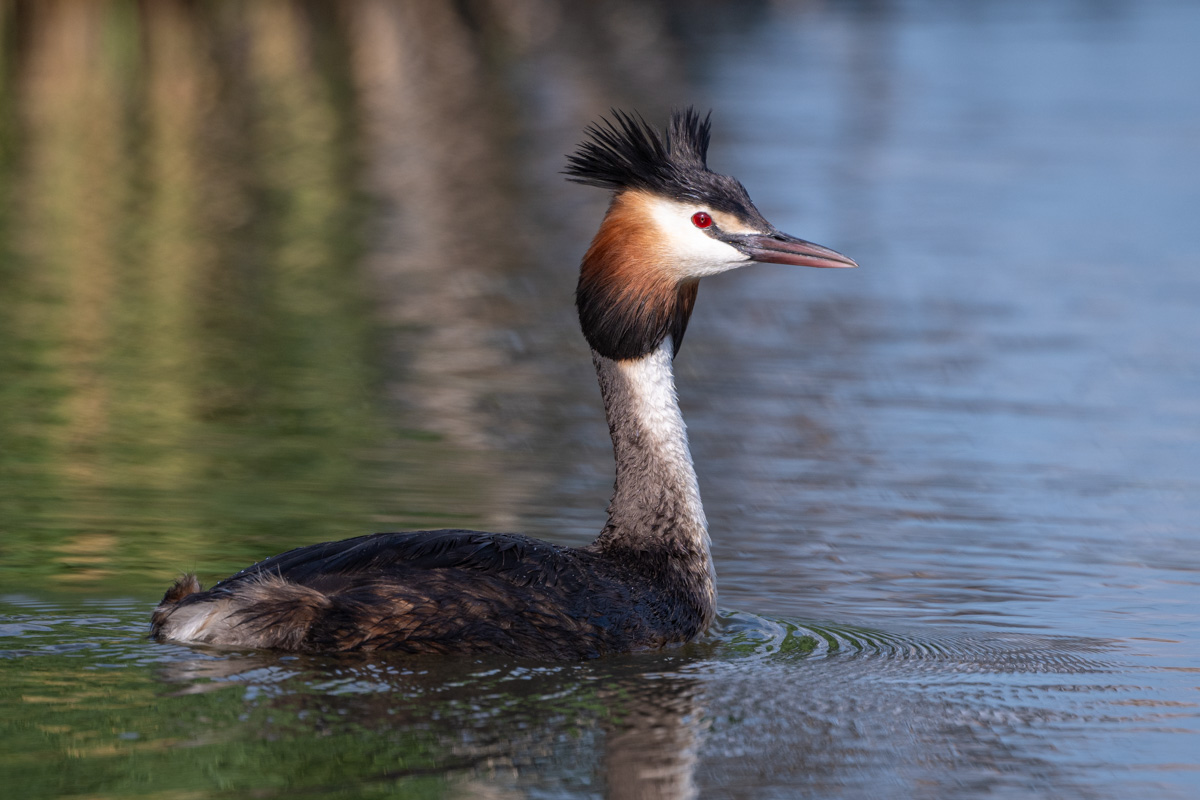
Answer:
[{"xmin": 691, "ymin": 211, "xmax": 713, "ymax": 229}]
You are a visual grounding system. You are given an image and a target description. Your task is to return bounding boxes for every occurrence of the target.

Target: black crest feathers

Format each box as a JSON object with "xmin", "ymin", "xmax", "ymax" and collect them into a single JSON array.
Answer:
[
  {"xmin": 565, "ymin": 108, "xmax": 759, "ymax": 220},
  {"xmin": 564, "ymin": 108, "xmax": 712, "ymax": 197}
]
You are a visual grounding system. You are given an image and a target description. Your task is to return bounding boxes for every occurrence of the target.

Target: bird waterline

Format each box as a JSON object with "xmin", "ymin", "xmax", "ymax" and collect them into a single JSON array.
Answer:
[{"xmin": 148, "ymin": 110, "xmax": 855, "ymax": 657}]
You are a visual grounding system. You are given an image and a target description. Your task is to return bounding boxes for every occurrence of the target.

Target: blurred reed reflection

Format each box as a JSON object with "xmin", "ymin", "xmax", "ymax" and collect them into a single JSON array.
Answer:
[
  {"xmin": 3, "ymin": 1, "xmax": 373, "ymax": 590},
  {"xmin": 3, "ymin": 3, "xmax": 1198, "ymax": 798},
  {"xmin": 0, "ymin": 0, "xmax": 722, "ymax": 591}
]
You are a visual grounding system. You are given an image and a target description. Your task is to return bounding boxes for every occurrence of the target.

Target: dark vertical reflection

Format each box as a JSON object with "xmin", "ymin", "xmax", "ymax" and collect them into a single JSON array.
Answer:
[
  {"xmin": 603, "ymin": 678, "xmax": 705, "ymax": 800},
  {"xmin": 0, "ymin": 0, "xmax": 734, "ymax": 587},
  {"xmin": 337, "ymin": 0, "xmax": 720, "ymax": 536},
  {"xmin": 2, "ymin": 2, "xmax": 1196, "ymax": 799}
]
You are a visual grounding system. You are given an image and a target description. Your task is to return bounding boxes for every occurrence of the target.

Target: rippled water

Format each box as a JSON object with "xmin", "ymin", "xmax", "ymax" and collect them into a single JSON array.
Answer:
[
  {"xmin": 1, "ymin": 596, "xmax": 1180, "ymax": 799},
  {"xmin": 2, "ymin": 1, "xmax": 1198, "ymax": 798}
]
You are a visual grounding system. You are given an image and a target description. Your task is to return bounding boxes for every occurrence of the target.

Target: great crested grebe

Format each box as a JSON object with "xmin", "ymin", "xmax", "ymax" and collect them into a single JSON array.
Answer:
[{"xmin": 150, "ymin": 109, "xmax": 856, "ymax": 659}]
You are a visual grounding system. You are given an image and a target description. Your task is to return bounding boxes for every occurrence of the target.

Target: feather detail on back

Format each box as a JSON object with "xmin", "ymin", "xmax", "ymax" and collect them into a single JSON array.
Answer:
[{"xmin": 151, "ymin": 530, "xmax": 710, "ymax": 658}]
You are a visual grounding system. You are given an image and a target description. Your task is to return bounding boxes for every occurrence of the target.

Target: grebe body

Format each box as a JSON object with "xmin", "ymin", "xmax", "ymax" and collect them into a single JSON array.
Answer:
[{"xmin": 150, "ymin": 109, "xmax": 855, "ymax": 658}]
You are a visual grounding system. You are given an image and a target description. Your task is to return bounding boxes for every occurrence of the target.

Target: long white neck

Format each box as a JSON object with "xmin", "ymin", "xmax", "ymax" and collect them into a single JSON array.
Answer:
[{"xmin": 591, "ymin": 337, "xmax": 716, "ymax": 619}]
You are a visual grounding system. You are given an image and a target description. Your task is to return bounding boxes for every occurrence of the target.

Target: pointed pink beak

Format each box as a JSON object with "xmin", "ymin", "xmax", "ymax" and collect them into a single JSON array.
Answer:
[{"xmin": 737, "ymin": 232, "xmax": 858, "ymax": 269}]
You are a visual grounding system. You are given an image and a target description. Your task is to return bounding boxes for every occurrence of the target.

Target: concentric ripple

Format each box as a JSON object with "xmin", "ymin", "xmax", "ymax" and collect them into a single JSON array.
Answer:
[{"xmin": 706, "ymin": 609, "xmax": 1119, "ymax": 675}]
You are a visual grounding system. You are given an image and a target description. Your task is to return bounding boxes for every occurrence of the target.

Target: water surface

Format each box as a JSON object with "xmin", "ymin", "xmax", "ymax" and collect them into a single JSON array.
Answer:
[{"xmin": 1, "ymin": 1, "xmax": 1197, "ymax": 798}]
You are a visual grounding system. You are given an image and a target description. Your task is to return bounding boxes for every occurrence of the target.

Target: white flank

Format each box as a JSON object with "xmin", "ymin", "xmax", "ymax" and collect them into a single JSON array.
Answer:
[{"xmin": 160, "ymin": 601, "xmax": 235, "ymax": 644}]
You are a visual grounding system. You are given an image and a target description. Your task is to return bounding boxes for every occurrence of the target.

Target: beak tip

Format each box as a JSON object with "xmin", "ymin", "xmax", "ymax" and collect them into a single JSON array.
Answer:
[{"xmin": 739, "ymin": 231, "xmax": 858, "ymax": 270}]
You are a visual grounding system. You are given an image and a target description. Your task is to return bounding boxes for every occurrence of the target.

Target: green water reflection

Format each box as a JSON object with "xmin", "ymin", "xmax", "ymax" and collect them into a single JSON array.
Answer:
[
  {"xmin": 2, "ymin": 602, "xmax": 457, "ymax": 799},
  {"xmin": 0, "ymin": 2, "xmax": 502, "ymax": 597},
  {"xmin": 4, "ymin": 2, "xmax": 1200, "ymax": 798},
  {"xmin": 2, "ymin": 597, "xmax": 730, "ymax": 799}
]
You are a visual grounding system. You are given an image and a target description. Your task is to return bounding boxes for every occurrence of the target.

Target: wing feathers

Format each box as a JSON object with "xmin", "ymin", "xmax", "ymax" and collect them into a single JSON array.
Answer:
[{"xmin": 215, "ymin": 529, "xmax": 564, "ymax": 589}]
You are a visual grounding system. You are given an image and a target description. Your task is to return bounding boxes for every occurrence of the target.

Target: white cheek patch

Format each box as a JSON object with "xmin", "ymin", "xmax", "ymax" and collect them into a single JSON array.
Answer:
[{"xmin": 643, "ymin": 197, "xmax": 753, "ymax": 279}]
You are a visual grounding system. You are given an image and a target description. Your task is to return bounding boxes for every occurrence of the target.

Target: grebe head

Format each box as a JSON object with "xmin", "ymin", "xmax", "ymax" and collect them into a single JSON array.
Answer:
[{"xmin": 566, "ymin": 108, "xmax": 856, "ymax": 362}]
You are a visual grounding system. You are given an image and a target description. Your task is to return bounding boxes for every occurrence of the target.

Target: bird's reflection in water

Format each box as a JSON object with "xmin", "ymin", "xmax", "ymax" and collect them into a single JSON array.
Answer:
[
  {"xmin": 603, "ymin": 677, "xmax": 705, "ymax": 800},
  {"xmin": 155, "ymin": 647, "xmax": 708, "ymax": 799}
]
